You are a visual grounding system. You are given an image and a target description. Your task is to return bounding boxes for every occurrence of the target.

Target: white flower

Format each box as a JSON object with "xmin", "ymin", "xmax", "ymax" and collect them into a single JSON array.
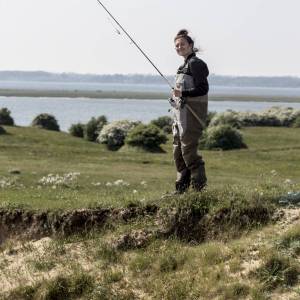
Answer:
[
  {"xmin": 106, "ymin": 182, "xmax": 112, "ymax": 186},
  {"xmin": 114, "ymin": 179, "xmax": 129, "ymax": 186},
  {"xmin": 38, "ymin": 172, "xmax": 80, "ymax": 187},
  {"xmin": 133, "ymin": 189, "xmax": 138, "ymax": 194},
  {"xmin": 270, "ymin": 170, "xmax": 277, "ymax": 176},
  {"xmin": 140, "ymin": 180, "xmax": 147, "ymax": 186},
  {"xmin": 284, "ymin": 179, "xmax": 292, "ymax": 184}
]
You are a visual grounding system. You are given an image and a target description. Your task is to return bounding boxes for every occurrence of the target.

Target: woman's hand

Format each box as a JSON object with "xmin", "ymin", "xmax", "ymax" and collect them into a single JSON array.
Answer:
[{"xmin": 173, "ymin": 88, "xmax": 182, "ymax": 98}]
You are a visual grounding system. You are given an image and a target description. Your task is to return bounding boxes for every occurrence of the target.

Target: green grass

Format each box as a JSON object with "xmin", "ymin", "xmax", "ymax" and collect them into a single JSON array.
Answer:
[
  {"xmin": 0, "ymin": 126, "xmax": 299, "ymax": 209},
  {"xmin": 1, "ymin": 124, "xmax": 300, "ymax": 300}
]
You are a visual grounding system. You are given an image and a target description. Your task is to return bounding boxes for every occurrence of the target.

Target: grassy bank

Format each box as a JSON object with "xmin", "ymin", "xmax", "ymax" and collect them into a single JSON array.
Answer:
[
  {"xmin": 1, "ymin": 126, "xmax": 300, "ymax": 299},
  {"xmin": 0, "ymin": 126, "xmax": 299, "ymax": 209},
  {"xmin": 1, "ymin": 88, "xmax": 300, "ymax": 102}
]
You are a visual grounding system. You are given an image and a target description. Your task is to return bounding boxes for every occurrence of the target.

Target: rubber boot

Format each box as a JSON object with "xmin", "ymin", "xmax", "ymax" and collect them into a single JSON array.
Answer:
[
  {"xmin": 175, "ymin": 168, "xmax": 191, "ymax": 194},
  {"xmin": 191, "ymin": 163, "xmax": 207, "ymax": 192}
]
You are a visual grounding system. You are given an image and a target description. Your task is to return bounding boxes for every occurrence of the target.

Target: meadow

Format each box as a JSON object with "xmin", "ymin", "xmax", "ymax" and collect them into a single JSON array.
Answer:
[{"xmin": 0, "ymin": 125, "xmax": 300, "ymax": 299}]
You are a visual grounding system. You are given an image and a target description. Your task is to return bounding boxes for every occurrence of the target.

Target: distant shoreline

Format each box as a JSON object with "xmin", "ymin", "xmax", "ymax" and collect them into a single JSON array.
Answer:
[{"xmin": 0, "ymin": 88, "xmax": 300, "ymax": 102}]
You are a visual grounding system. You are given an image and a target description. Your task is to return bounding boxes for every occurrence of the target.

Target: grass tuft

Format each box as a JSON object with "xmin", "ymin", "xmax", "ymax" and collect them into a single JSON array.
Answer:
[{"xmin": 254, "ymin": 253, "xmax": 299, "ymax": 290}]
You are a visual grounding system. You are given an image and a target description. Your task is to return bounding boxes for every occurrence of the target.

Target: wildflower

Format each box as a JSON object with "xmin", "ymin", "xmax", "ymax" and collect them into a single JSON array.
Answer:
[
  {"xmin": 92, "ymin": 182, "xmax": 102, "ymax": 186},
  {"xmin": 113, "ymin": 179, "xmax": 130, "ymax": 186},
  {"xmin": 284, "ymin": 179, "xmax": 293, "ymax": 184},
  {"xmin": 106, "ymin": 182, "xmax": 112, "ymax": 186},
  {"xmin": 140, "ymin": 180, "xmax": 147, "ymax": 186},
  {"xmin": 38, "ymin": 172, "xmax": 80, "ymax": 187},
  {"xmin": 0, "ymin": 177, "xmax": 15, "ymax": 188},
  {"xmin": 133, "ymin": 189, "xmax": 138, "ymax": 194},
  {"xmin": 270, "ymin": 170, "xmax": 277, "ymax": 176}
]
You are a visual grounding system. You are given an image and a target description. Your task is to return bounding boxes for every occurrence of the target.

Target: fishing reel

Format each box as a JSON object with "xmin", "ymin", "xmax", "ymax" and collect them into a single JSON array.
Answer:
[{"xmin": 168, "ymin": 97, "xmax": 186, "ymax": 110}]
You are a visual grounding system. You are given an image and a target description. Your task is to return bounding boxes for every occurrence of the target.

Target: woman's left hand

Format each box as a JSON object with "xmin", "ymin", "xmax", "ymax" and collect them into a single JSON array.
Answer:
[{"xmin": 173, "ymin": 88, "xmax": 182, "ymax": 98}]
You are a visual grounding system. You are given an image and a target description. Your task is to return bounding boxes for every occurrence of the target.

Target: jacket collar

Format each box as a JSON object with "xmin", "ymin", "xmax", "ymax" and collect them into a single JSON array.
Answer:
[{"xmin": 184, "ymin": 52, "xmax": 196, "ymax": 63}]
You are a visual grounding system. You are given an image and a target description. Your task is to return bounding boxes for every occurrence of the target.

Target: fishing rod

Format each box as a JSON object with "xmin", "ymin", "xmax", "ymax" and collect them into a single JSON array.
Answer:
[
  {"xmin": 95, "ymin": 0, "xmax": 173, "ymax": 89},
  {"xmin": 95, "ymin": 0, "xmax": 206, "ymax": 127}
]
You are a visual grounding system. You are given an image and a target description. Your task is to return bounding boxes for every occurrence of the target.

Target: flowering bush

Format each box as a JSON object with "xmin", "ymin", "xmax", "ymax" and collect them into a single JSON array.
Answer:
[
  {"xmin": 125, "ymin": 124, "xmax": 167, "ymax": 151},
  {"xmin": 0, "ymin": 107, "xmax": 14, "ymax": 126},
  {"xmin": 31, "ymin": 113, "xmax": 60, "ymax": 131},
  {"xmin": 200, "ymin": 124, "xmax": 247, "ymax": 150},
  {"xmin": 209, "ymin": 107, "xmax": 300, "ymax": 128},
  {"xmin": 240, "ymin": 106, "xmax": 282, "ymax": 127},
  {"xmin": 209, "ymin": 110, "xmax": 242, "ymax": 128},
  {"xmin": 97, "ymin": 120, "xmax": 140, "ymax": 150}
]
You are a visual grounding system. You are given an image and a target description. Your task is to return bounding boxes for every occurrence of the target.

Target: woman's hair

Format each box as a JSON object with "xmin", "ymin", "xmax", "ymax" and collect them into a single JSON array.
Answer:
[{"xmin": 174, "ymin": 29, "xmax": 199, "ymax": 53}]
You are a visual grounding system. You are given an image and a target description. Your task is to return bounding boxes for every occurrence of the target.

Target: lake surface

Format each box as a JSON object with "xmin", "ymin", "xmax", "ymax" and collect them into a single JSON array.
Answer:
[{"xmin": 1, "ymin": 97, "xmax": 300, "ymax": 132}]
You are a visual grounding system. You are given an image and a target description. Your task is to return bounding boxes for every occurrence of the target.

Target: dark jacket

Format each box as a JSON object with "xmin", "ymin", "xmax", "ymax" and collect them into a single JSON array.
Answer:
[{"xmin": 177, "ymin": 52, "xmax": 209, "ymax": 97}]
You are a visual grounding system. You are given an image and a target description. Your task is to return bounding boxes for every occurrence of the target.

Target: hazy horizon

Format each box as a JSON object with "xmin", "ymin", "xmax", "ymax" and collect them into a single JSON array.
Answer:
[
  {"xmin": 1, "ymin": 0, "xmax": 300, "ymax": 76},
  {"xmin": 1, "ymin": 70, "xmax": 300, "ymax": 80}
]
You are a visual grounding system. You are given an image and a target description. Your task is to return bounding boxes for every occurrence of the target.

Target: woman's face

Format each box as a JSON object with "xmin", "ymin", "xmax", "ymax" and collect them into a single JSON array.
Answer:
[{"xmin": 175, "ymin": 37, "xmax": 193, "ymax": 58}]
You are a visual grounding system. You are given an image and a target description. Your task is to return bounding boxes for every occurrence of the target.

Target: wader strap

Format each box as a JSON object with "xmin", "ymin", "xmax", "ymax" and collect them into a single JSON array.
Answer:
[{"xmin": 185, "ymin": 103, "xmax": 206, "ymax": 129}]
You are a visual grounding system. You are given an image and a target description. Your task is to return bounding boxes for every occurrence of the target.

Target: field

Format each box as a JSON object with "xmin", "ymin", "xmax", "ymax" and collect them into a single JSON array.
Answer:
[
  {"xmin": 1, "ymin": 88, "xmax": 300, "ymax": 102},
  {"xmin": 0, "ymin": 125, "xmax": 300, "ymax": 299}
]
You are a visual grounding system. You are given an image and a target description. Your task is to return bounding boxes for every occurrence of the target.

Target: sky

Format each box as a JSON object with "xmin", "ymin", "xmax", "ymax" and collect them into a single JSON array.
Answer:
[{"xmin": 0, "ymin": 0, "xmax": 299, "ymax": 77}]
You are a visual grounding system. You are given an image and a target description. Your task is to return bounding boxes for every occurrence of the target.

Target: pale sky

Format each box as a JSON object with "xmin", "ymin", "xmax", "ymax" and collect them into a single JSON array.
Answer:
[{"xmin": 1, "ymin": 0, "xmax": 299, "ymax": 77}]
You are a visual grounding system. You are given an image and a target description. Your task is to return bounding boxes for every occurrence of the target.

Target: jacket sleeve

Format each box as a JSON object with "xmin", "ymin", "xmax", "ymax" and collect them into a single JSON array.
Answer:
[{"xmin": 182, "ymin": 59, "xmax": 209, "ymax": 97}]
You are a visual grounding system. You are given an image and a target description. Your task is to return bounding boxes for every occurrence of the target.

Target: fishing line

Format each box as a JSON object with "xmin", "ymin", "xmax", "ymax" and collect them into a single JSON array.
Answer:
[
  {"xmin": 95, "ymin": 0, "xmax": 173, "ymax": 89},
  {"xmin": 95, "ymin": 0, "xmax": 205, "ymax": 127},
  {"xmin": 107, "ymin": 17, "xmax": 121, "ymax": 35}
]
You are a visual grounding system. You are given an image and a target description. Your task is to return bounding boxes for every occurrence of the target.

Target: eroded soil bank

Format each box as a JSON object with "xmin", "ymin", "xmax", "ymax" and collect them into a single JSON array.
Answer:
[
  {"xmin": 0, "ymin": 199, "xmax": 275, "ymax": 246},
  {"xmin": 0, "ymin": 205, "xmax": 158, "ymax": 244}
]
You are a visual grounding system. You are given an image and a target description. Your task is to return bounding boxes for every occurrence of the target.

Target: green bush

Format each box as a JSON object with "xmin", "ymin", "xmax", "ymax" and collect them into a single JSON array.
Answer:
[
  {"xmin": 97, "ymin": 120, "xmax": 139, "ymax": 150},
  {"xmin": 0, "ymin": 107, "xmax": 14, "ymax": 126},
  {"xmin": 84, "ymin": 115, "xmax": 107, "ymax": 142},
  {"xmin": 0, "ymin": 126, "xmax": 6, "ymax": 135},
  {"xmin": 200, "ymin": 125, "xmax": 247, "ymax": 150},
  {"xmin": 293, "ymin": 115, "xmax": 300, "ymax": 128},
  {"xmin": 31, "ymin": 113, "xmax": 60, "ymax": 131},
  {"xmin": 150, "ymin": 116, "xmax": 173, "ymax": 134},
  {"xmin": 69, "ymin": 123, "xmax": 85, "ymax": 138},
  {"xmin": 125, "ymin": 124, "xmax": 167, "ymax": 151}
]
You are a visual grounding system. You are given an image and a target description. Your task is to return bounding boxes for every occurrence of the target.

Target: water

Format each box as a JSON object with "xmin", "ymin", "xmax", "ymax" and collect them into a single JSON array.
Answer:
[{"xmin": 1, "ymin": 96, "xmax": 300, "ymax": 132}]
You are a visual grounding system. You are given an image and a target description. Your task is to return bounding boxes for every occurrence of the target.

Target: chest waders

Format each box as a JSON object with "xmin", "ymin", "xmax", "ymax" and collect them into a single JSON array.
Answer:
[{"xmin": 172, "ymin": 72, "xmax": 208, "ymax": 193}]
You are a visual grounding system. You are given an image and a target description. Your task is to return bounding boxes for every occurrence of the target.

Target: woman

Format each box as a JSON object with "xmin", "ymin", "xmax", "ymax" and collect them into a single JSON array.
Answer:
[{"xmin": 171, "ymin": 29, "xmax": 209, "ymax": 193}]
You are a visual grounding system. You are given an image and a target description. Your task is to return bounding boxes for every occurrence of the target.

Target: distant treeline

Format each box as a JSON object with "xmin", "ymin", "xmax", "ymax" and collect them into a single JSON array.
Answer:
[{"xmin": 0, "ymin": 70, "xmax": 300, "ymax": 88}]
